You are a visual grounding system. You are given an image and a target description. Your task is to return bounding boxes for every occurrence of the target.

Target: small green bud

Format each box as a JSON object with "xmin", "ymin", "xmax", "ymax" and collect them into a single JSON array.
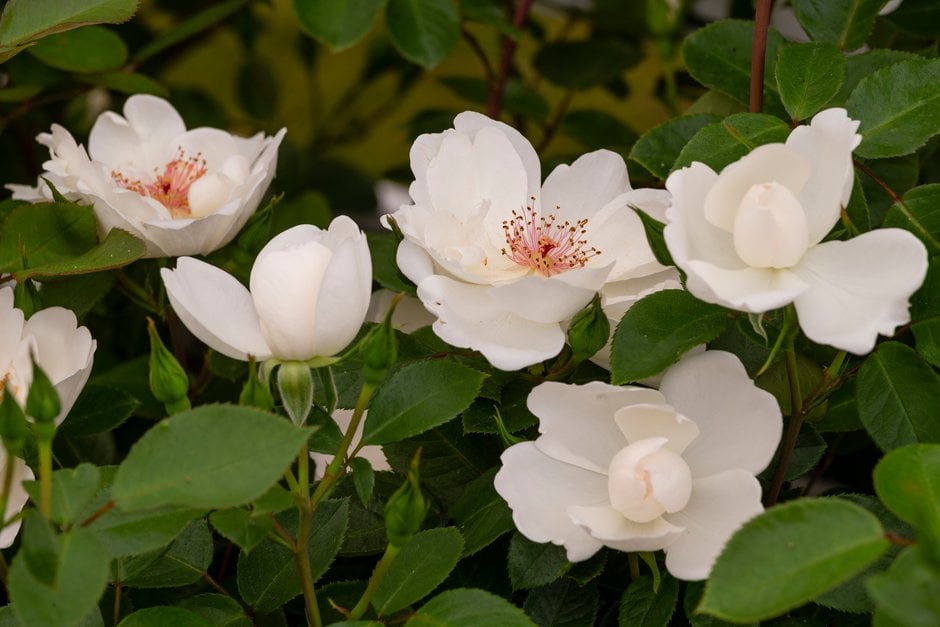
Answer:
[
  {"xmin": 240, "ymin": 357, "xmax": 275, "ymax": 411},
  {"xmin": 0, "ymin": 379, "xmax": 28, "ymax": 455},
  {"xmin": 359, "ymin": 297, "xmax": 400, "ymax": 386},
  {"xmin": 567, "ymin": 293, "xmax": 611, "ymax": 363},
  {"xmin": 277, "ymin": 361, "xmax": 314, "ymax": 425},
  {"xmin": 147, "ymin": 318, "xmax": 190, "ymax": 413},
  {"xmin": 26, "ymin": 358, "xmax": 60, "ymax": 425},
  {"xmin": 384, "ymin": 449, "xmax": 428, "ymax": 547}
]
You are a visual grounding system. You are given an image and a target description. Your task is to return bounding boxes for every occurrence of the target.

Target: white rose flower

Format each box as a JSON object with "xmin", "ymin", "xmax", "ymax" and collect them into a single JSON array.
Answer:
[
  {"xmin": 387, "ymin": 111, "xmax": 671, "ymax": 371},
  {"xmin": 161, "ymin": 217, "xmax": 372, "ymax": 362},
  {"xmin": 8, "ymin": 95, "xmax": 286, "ymax": 258},
  {"xmin": 494, "ymin": 350, "xmax": 782, "ymax": 580},
  {"xmin": 1, "ymin": 286, "xmax": 97, "ymax": 548},
  {"xmin": 664, "ymin": 108, "xmax": 928, "ymax": 354},
  {"xmin": 310, "ymin": 408, "xmax": 391, "ymax": 480}
]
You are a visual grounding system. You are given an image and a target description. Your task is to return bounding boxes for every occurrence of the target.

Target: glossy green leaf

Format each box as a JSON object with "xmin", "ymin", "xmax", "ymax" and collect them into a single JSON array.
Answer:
[
  {"xmin": 672, "ymin": 113, "xmax": 790, "ymax": 173},
  {"xmin": 15, "ymin": 227, "xmax": 146, "ymax": 281},
  {"xmin": 874, "ymin": 444, "xmax": 940, "ymax": 543},
  {"xmin": 122, "ymin": 520, "xmax": 214, "ymax": 589},
  {"xmin": 699, "ymin": 498, "xmax": 889, "ymax": 622},
  {"xmin": 634, "ymin": 209, "xmax": 674, "ymax": 267},
  {"xmin": 449, "ymin": 468, "xmax": 514, "ymax": 556},
  {"xmin": 176, "ymin": 594, "xmax": 252, "ymax": 627},
  {"xmin": 293, "ymin": 0, "xmax": 385, "ymax": 50},
  {"xmin": 911, "ymin": 256, "xmax": 940, "ymax": 367},
  {"xmin": 385, "ymin": 0, "xmax": 459, "ymax": 69},
  {"xmin": 560, "ymin": 109, "xmax": 638, "ymax": 151},
  {"xmin": 534, "ymin": 40, "xmax": 642, "ymax": 89},
  {"xmin": 405, "ymin": 588, "xmax": 535, "ymax": 626},
  {"xmin": 132, "ymin": 0, "xmax": 246, "ymax": 63},
  {"xmin": 87, "ymin": 505, "xmax": 203, "ymax": 559},
  {"xmin": 629, "ymin": 113, "xmax": 720, "ymax": 180},
  {"xmin": 611, "ymin": 290, "xmax": 731, "ymax": 384},
  {"xmin": 847, "ymin": 58, "xmax": 940, "ymax": 159},
  {"xmin": 868, "ymin": 545, "xmax": 940, "ymax": 626},
  {"xmin": 525, "ymin": 579, "xmax": 599, "ymax": 627},
  {"xmin": 0, "ymin": 202, "xmax": 97, "ymax": 273},
  {"xmin": 117, "ymin": 607, "xmax": 212, "ymax": 627},
  {"xmin": 27, "ymin": 25, "xmax": 126, "ymax": 73},
  {"xmin": 361, "ymin": 361, "xmax": 485, "ymax": 445},
  {"xmin": 0, "ymin": 0, "xmax": 137, "ymax": 48},
  {"xmin": 790, "ymin": 0, "xmax": 883, "ymax": 50},
  {"xmin": 209, "ymin": 508, "xmax": 273, "ymax": 554},
  {"xmin": 619, "ymin": 574, "xmax": 679, "ymax": 627},
  {"xmin": 349, "ymin": 456, "xmax": 376, "ymax": 506},
  {"xmin": 37, "ymin": 271, "xmax": 115, "ymax": 318},
  {"xmin": 49, "ymin": 464, "xmax": 99, "ymax": 527},
  {"xmin": 508, "ymin": 533, "xmax": 570, "ymax": 591},
  {"xmin": 681, "ymin": 20, "xmax": 785, "ymax": 116},
  {"xmin": 830, "ymin": 49, "xmax": 921, "ymax": 107},
  {"xmin": 373, "ymin": 527, "xmax": 464, "ymax": 615},
  {"xmin": 9, "ymin": 527, "xmax": 110, "ymax": 627},
  {"xmin": 857, "ymin": 342, "xmax": 940, "ymax": 451},
  {"xmin": 59, "ymin": 385, "xmax": 139, "ymax": 436},
  {"xmin": 882, "ymin": 184, "xmax": 940, "ymax": 256},
  {"xmin": 112, "ymin": 404, "xmax": 311, "ymax": 511},
  {"xmin": 775, "ymin": 42, "xmax": 845, "ymax": 121}
]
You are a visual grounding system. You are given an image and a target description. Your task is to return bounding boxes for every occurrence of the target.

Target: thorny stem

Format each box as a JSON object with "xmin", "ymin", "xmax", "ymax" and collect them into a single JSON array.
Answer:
[
  {"xmin": 348, "ymin": 543, "xmax": 401, "ymax": 620},
  {"xmin": 750, "ymin": 0, "xmax": 774, "ymax": 113},
  {"xmin": 78, "ymin": 499, "xmax": 116, "ymax": 528},
  {"xmin": 487, "ymin": 0, "xmax": 536, "ymax": 118},
  {"xmin": 38, "ymin": 440, "xmax": 53, "ymax": 518},
  {"xmin": 765, "ymin": 307, "xmax": 803, "ymax": 507},
  {"xmin": 294, "ymin": 443, "xmax": 322, "ymax": 627}
]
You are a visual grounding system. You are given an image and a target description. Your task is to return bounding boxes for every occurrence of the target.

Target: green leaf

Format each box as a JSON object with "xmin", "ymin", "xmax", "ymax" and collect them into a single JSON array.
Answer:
[
  {"xmin": 867, "ymin": 545, "xmax": 940, "ymax": 626},
  {"xmin": 672, "ymin": 113, "xmax": 790, "ymax": 173},
  {"xmin": 698, "ymin": 498, "xmax": 890, "ymax": 623},
  {"xmin": 87, "ymin": 505, "xmax": 203, "ymax": 559},
  {"xmin": 209, "ymin": 508, "xmax": 274, "ymax": 554},
  {"xmin": 560, "ymin": 110, "xmax": 638, "ymax": 152},
  {"xmin": 883, "ymin": 0, "xmax": 940, "ymax": 37},
  {"xmin": 349, "ymin": 457, "xmax": 376, "ymax": 506},
  {"xmin": 122, "ymin": 519, "xmax": 214, "ymax": 589},
  {"xmin": 405, "ymin": 588, "xmax": 535, "ymax": 626},
  {"xmin": 237, "ymin": 500, "xmax": 348, "ymax": 612},
  {"xmin": 449, "ymin": 468, "xmax": 514, "ymax": 557},
  {"xmin": 59, "ymin": 385, "xmax": 139, "ymax": 437},
  {"xmin": 525, "ymin": 579, "xmax": 599, "ymax": 627},
  {"xmin": 629, "ymin": 114, "xmax": 721, "ymax": 180},
  {"xmin": 681, "ymin": 20, "xmax": 785, "ymax": 116},
  {"xmin": 911, "ymin": 256, "xmax": 940, "ymax": 367},
  {"xmin": 368, "ymin": 231, "xmax": 415, "ymax": 295},
  {"xmin": 847, "ymin": 59, "xmax": 940, "ymax": 159},
  {"xmin": 385, "ymin": 0, "xmax": 459, "ymax": 69},
  {"xmin": 0, "ymin": 0, "xmax": 137, "ymax": 48},
  {"xmin": 79, "ymin": 71, "xmax": 168, "ymax": 97},
  {"xmin": 633, "ymin": 209, "xmax": 674, "ymax": 267},
  {"xmin": 775, "ymin": 42, "xmax": 845, "ymax": 121},
  {"xmin": 438, "ymin": 76, "xmax": 549, "ymax": 120},
  {"xmin": 27, "ymin": 25, "xmax": 126, "ymax": 73},
  {"xmin": 619, "ymin": 574, "xmax": 679, "ymax": 627},
  {"xmin": 508, "ymin": 533, "xmax": 570, "ymax": 591},
  {"xmin": 372, "ymin": 527, "xmax": 464, "ymax": 615},
  {"xmin": 37, "ymin": 272, "xmax": 115, "ymax": 318},
  {"xmin": 830, "ymin": 49, "xmax": 922, "ymax": 108},
  {"xmin": 9, "ymin": 527, "xmax": 110, "ymax": 627},
  {"xmin": 790, "ymin": 0, "xmax": 883, "ymax": 50},
  {"xmin": 857, "ymin": 342, "xmax": 940, "ymax": 451},
  {"xmin": 873, "ymin": 444, "xmax": 940, "ymax": 542},
  {"xmin": 117, "ymin": 607, "xmax": 212, "ymax": 627},
  {"xmin": 112, "ymin": 404, "xmax": 311, "ymax": 511},
  {"xmin": 361, "ymin": 361, "xmax": 485, "ymax": 445},
  {"xmin": 132, "ymin": 0, "xmax": 246, "ymax": 63},
  {"xmin": 49, "ymin": 464, "xmax": 99, "ymax": 527},
  {"xmin": 16, "ymin": 227, "xmax": 146, "ymax": 281},
  {"xmin": 882, "ymin": 184, "xmax": 940, "ymax": 256},
  {"xmin": 293, "ymin": 0, "xmax": 386, "ymax": 50},
  {"xmin": 534, "ymin": 40, "xmax": 643, "ymax": 90},
  {"xmin": 0, "ymin": 202, "xmax": 96, "ymax": 273},
  {"xmin": 610, "ymin": 290, "xmax": 731, "ymax": 384},
  {"xmin": 176, "ymin": 594, "xmax": 251, "ymax": 627}
]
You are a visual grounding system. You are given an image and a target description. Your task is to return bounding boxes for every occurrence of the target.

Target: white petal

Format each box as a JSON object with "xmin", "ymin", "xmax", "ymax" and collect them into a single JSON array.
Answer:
[
  {"xmin": 495, "ymin": 442, "xmax": 607, "ymax": 562},
  {"xmin": 417, "ymin": 275, "xmax": 566, "ymax": 370},
  {"xmin": 0, "ymin": 287, "xmax": 25, "ymax": 368},
  {"xmin": 408, "ymin": 132, "xmax": 445, "ymax": 209},
  {"xmin": 613, "ymin": 403, "xmax": 700, "ymax": 454},
  {"xmin": 684, "ymin": 260, "xmax": 808, "ymax": 312},
  {"xmin": 453, "ymin": 111, "xmax": 541, "ymax": 200},
  {"xmin": 87, "ymin": 111, "xmax": 146, "ymax": 170},
  {"xmin": 490, "ymin": 274, "xmax": 597, "ymax": 324},
  {"xmin": 395, "ymin": 239, "xmax": 435, "ymax": 285},
  {"xmin": 703, "ymin": 144, "xmax": 810, "ymax": 233},
  {"xmin": 529, "ymin": 381, "xmax": 665, "ymax": 473},
  {"xmin": 623, "ymin": 187, "xmax": 671, "ymax": 223},
  {"xmin": 568, "ymin": 504, "xmax": 684, "ymax": 552},
  {"xmin": 792, "ymin": 229, "xmax": 928, "ymax": 354},
  {"xmin": 786, "ymin": 108, "xmax": 861, "ymax": 244},
  {"xmin": 732, "ymin": 182, "xmax": 809, "ymax": 268},
  {"xmin": 582, "ymin": 198, "xmax": 665, "ymax": 282},
  {"xmin": 161, "ymin": 258, "xmax": 271, "ymax": 360},
  {"xmin": 541, "ymin": 150, "xmax": 632, "ymax": 222},
  {"xmin": 659, "ymin": 351, "xmax": 782, "ymax": 477},
  {"xmin": 176, "ymin": 128, "xmax": 238, "ymax": 170},
  {"xmin": 366, "ymin": 290, "xmax": 435, "ymax": 333},
  {"xmin": 662, "ymin": 470, "xmax": 764, "ymax": 581},
  {"xmin": 0, "ymin": 455, "xmax": 33, "ymax": 549},
  {"xmin": 123, "ymin": 95, "xmax": 187, "ymax": 144},
  {"xmin": 138, "ymin": 210, "xmax": 238, "ymax": 257}
]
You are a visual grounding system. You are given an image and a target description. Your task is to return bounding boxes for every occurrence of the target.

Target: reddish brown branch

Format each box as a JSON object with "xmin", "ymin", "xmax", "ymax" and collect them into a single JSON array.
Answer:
[
  {"xmin": 487, "ymin": 0, "xmax": 536, "ymax": 119},
  {"xmin": 750, "ymin": 0, "xmax": 774, "ymax": 113}
]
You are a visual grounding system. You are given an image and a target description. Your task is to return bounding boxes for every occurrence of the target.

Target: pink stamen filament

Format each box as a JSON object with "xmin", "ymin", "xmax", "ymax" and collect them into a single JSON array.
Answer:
[
  {"xmin": 112, "ymin": 148, "xmax": 208, "ymax": 218},
  {"xmin": 501, "ymin": 198, "xmax": 600, "ymax": 276}
]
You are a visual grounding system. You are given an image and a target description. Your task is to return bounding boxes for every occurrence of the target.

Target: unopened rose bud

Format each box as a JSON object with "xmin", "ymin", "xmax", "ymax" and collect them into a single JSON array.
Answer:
[
  {"xmin": 359, "ymin": 300, "xmax": 400, "ymax": 386},
  {"xmin": 277, "ymin": 361, "xmax": 314, "ymax": 426},
  {"xmin": 384, "ymin": 449, "xmax": 428, "ymax": 547},
  {"xmin": 26, "ymin": 359, "xmax": 60, "ymax": 427},
  {"xmin": 567, "ymin": 293, "xmax": 611, "ymax": 363},
  {"xmin": 0, "ymin": 380, "xmax": 28, "ymax": 455},
  {"xmin": 147, "ymin": 318, "xmax": 190, "ymax": 414}
]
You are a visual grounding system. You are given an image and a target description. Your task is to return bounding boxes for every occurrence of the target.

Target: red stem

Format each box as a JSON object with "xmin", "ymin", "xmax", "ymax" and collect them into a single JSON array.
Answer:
[
  {"xmin": 487, "ymin": 0, "xmax": 536, "ymax": 119},
  {"xmin": 750, "ymin": 0, "xmax": 774, "ymax": 113}
]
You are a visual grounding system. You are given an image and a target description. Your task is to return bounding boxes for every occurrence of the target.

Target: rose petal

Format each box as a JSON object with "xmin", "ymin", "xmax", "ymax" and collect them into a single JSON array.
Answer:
[
  {"xmin": 490, "ymin": 274, "xmax": 598, "ymax": 324},
  {"xmin": 0, "ymin": 287, "xmax": 25, "ymax": 368},
  {"xmin": 613, "ymin": 404, "xmax": 700, "ymax": 454},
  {"xmin": 541, "ymin": 150, "xmax": 632, "ymax": 222},
  {"xmin": 662, "ymin": 470, "xmax": 764, "ymax": 581},
  {"xmin": 684, "ymin": 260, "xmax": 808, "ymax": 312},
  {"xmin": 529, "ymin": 381, "xmax": 665, "ymax": 473},
  {"xmin": 792, "ymin": 228, "xmax": 928, "ymax": 354},
  {"xmin": 162, "ymin": 258, "xmax": 271, "ymax": 361},
  {"xmin": 453, "ymin": 111, "xmax": 541, "ymax": 200},
  {"xmin": 495, "ymin": 442, "xmax": 607, "ymax": 562},
  {"xmin": 659, "ymin": 351, "xmax": 782, "ymax": 477},
  {"xmin": 417, "ymin": 275, "xmax": 566, "ymax": 370},
  {"xmin": 0, "ymin": 455, "xmax": 33, "ymax": 549},
  {"xmin": 567, "ymin": 504, "xmax": 685, "ymax": 552}
]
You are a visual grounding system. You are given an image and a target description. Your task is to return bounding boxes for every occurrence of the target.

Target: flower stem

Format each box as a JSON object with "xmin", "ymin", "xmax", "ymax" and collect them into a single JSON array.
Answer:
[
  {"xmin": 0, "ymin": 453, "xmax": 16, "ymax": 529},
  {"xmin": 750, "ymin": 0, "xmax": 774, "ymax": 114},
  {"xmin": 348, "ymin": 543, "xmax": 401, "ymax": 620},
  {"xmin": 487, "ymin": 0, "xmax": 536, "ymax": 118},
  {"xmin": 628, "ymin": 553, "xmax": 640, "ymax": 581},
  {"xmin": 294, "ymin": 443, "xmax": 322, "ymax": 627},
  {"xmin": 38, "ymin": 440, "xmax": 53, "ymax": 518},
  {"xmin": 765, "ymin": 307, "xmax": 803, "ymax": 506}
]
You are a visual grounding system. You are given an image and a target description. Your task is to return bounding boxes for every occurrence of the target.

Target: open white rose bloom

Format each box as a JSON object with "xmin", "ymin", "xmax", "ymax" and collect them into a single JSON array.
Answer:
[
  {"xmin": 494, "ymin": 350, "xmax": 782, "ymax": 580},
  {"xmin": 161, "ymin": 217, "xmax": 372, "ymax": 362},
  {"xmin": 0, "ymin": 286, "xmax": 97, "ymax": 547},
  {"xmin": 387, "ymin": 111, "xmax": 675, "ymax": 371},
  {"xmin": 8, "ymin": 95, "xmax": 286, "ymax": 258},
  {"xmin": 664, "ymin": 108, "xmax": 928, "ymax": 354}
]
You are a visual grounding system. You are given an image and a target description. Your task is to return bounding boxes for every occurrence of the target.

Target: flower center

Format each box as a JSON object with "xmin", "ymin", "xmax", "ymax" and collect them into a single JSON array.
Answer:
[
  {"xmin": 607, "ymin": 437, "xmax": 692, "ymax": 523},
  {"xmin": 112, "ymin": 148, "xmax": 208, "ymax": 219},
  {"xmin": 733, "ymin": 182, "xmax": 809, "ymax": 269},
  {"xmin": 500, "ymin": 200, "xmax": 601, "ymax": 277}
]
